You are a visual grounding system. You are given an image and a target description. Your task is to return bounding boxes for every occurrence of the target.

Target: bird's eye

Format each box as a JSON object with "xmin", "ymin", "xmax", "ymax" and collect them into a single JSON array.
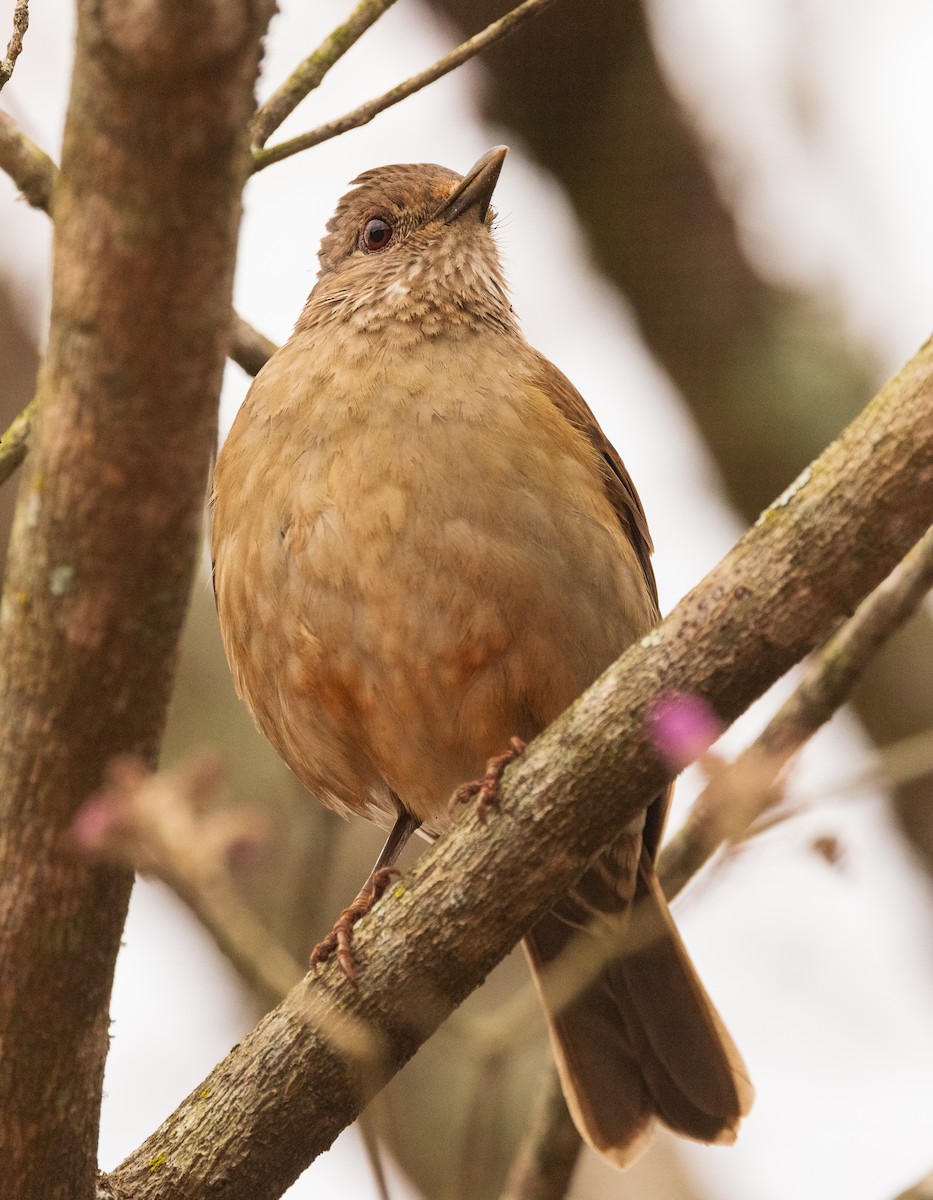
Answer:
[{"xmin": 360, "ymin": 217, "xmax": 394, "ymax": 252}]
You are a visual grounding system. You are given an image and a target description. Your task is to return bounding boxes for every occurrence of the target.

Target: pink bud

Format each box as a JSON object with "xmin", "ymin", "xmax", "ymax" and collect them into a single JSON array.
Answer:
[
  {"xmin": 647, "ymin": 691, "xmax": 722, "ymax": 770},
  {"xmin": 71, "ymin": 793, "xmax": 125, "ymax": 849}
]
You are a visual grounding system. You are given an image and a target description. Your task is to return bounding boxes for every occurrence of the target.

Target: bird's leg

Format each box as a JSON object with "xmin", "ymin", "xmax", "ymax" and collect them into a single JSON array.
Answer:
[
  {"xmin": 310, "ymin": 808, "xmax": 421, "ymax": 986},
  {"xmin": 449, "ymin": 736, "xmax": 527, "ymax": 824}
]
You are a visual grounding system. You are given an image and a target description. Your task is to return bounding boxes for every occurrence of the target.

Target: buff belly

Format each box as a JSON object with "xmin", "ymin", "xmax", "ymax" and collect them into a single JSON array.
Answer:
[{"xmin": 212, "ymin": 335, "xmax": 652, "ymax": 833}]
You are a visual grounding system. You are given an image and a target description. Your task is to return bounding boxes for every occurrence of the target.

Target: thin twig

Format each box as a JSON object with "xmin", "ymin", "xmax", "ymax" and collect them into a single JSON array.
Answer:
[
  {"xmin": 732, "ymin": 725, "xmax": 933, "ymax": 847},
  {"xmin": 357, "ymin": 1111, "xmax": 393, "ymax": 1200},
  {"xmin": 0, "ymin": 0, "xmax": 28, "ymax": 93},
  {"xmin": 251, "ymin": 0, "xmax": 558, "ymax": 173},
  {"xmin": 75, "ymin": 751, "xmax": 396, "ymax": 1194},
  {"xmin": 0, "ymin": 108, "xmax": 55, "ymax": 209},
  {"xmin": 251, "ymin": 0, "xmax": 399, "ymax": 149},
  {"xmin": 658, "ymin": 521, "xmax": 933, "ymax": 900},
  {"xmin": 498, "ymin": 1062, "xmax": 582, "ymax": 1200},
  {"xmin": 0, "ymin": 395, "xmax": 36, "ymax": 487},
  {"xmin": 73, "ymin": 753, "xmax": 304, "ymax": 1007},
  {"xmin": 802, "ymin": 726, "xmax": 933, "ymax": 804},
  {"xmin": 229, "ymin": 311, "xmax": 278, "ymax": 376},
  {"xmin": 72, "ymin": 754, "xmax": 388, "ymax": 1071}
]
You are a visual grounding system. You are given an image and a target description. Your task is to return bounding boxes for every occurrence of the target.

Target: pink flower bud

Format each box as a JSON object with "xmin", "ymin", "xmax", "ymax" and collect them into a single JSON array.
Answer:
[
  {"xmin": 71, "ymin": 793, "xmax": 126, "ymax": 849},
  {"xmin": 647, "ymin": 691, "xmax": 722, "ymax": 770}
]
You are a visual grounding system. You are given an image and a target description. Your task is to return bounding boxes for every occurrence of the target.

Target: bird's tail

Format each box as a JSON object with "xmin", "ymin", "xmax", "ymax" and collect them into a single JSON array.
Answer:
[{"xmin": 523, "ymin": 837, "xmax": 753, "ymax": 1168}]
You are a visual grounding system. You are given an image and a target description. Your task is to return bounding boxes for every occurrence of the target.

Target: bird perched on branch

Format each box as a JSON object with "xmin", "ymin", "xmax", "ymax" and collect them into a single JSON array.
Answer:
[{"xmin": 211, "ymin": 146, "xmax": 752, "ymax": 1167}]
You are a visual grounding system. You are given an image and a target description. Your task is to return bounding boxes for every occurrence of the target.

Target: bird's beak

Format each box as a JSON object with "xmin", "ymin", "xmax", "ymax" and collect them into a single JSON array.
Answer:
[{"xmin": 436, "ymin": 146, "xmax": 508, "ymax": 224}]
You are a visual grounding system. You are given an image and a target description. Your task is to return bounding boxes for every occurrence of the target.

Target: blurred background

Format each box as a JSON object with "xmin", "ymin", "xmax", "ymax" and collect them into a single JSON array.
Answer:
[{"xmin": 2, "ymin": 1, "xmax": 933, "ymax": 1197}]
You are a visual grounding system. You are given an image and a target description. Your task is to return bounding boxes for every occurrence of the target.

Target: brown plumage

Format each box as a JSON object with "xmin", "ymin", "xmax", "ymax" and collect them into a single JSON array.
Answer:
[{"xmin": 210, "ymin": 147, "xmax": 752, "ymax": 1167}]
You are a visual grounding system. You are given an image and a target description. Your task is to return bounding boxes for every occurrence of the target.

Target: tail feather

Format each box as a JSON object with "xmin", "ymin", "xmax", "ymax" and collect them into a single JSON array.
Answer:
[{"xmin": 524, "ymin": 836, "xmax": 753, "ymax": 1168}]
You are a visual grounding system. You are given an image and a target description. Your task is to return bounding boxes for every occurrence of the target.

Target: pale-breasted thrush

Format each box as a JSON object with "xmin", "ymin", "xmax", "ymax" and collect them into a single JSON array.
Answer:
[{"xmin": 211, "ymin": 147, "xmax": 753, "ymax": 1167}]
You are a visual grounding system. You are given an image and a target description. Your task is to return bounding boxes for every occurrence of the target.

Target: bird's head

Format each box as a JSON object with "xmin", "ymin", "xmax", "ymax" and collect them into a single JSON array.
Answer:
[{"xmin": 297, "ymin": 147, "xmax": 514, "ymax": 335}]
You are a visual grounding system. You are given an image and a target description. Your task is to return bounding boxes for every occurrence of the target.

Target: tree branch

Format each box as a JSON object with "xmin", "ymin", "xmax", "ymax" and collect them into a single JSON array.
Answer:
[
  {"xmin": 250, "ymin": 0, "xmax": 558, "ymax": 173},
  {"xmin": 498, "ymin": 1064, "xmax": 582, "ymax": 1200},
  {"xmin": 229, "ymin": 310, "xmax": 278, "ymax": 377},
  {"xmin": 0, "ymin": 1, "xmax": 274, "ymax": 1195},
  {"xmin": 251, "ymin": 0, "xmax": 398, "ymax": 149},
  {"xmin": 0, "ymin": 111, "xmax": 278, "ymax": 387},
  {"xmin": 0, "ymin": 393, "xmax": 35, "ymax": 487},
  {"xmin": 72, "ymin": 753, "xmax": 304, "ymax": 1007},
  {"xmin": 0, "ymin": 108, "xmax": 56, "ymax": 209},
  {"xmin": 0, "ymin": 0, "xmax": 28, "ymax": 93},
  {"xmin": 658, "ymin": 519, "xmax": 933, "ymax": 899},
  {"xmin": 103, "ymin": 339, "xmax": 933, "ymax": 1200}
]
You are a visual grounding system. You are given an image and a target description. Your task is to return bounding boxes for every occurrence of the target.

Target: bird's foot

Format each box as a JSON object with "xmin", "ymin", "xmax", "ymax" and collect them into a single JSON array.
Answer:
[
  {"xmin": 449, "ymin": 736, "xmax": 527, "ymax": 824},
  {"xmin": 310, "ymin": 865, "xmax": 399, "ymax": 986}
]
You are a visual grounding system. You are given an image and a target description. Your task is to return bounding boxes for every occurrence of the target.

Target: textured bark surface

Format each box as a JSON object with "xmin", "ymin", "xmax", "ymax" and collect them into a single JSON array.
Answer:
[
  {"xmin": 104, "ymin": 341, "xmax": 933, "ymax": 1200},
  {"xmin": 0, "ymin": 2, "xmax": 273, "ymax": 1197}
]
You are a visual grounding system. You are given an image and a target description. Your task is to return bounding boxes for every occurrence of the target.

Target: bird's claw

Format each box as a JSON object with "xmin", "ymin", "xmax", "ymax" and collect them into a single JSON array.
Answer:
[
  {"xmin": 309, "ymin": 865, "xmax": 400, "ymax": 986},
  {"xmin": 448, "ymin": 736, "xmax": 527, "ymax": 824}
]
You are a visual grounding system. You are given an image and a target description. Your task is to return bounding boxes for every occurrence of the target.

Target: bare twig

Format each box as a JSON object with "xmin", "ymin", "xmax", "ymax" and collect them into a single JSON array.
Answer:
[
  {"xmin": 731, "ymin": 725, "xmax": 933, "ymax": 849},
  {"xmin": 229, "ymin": 311, "xmax": 278, "ymax": 376},
  {"xmin": 74, "ymin": 751, "xmax": 398, "ymax": 1197},
  {"xmin": 0, "ymin": 0, "xmax": 28, "ymax": 93},
  {"xmin": 0, "ymin": 108, "xmax": 55, "ymax": 209},
  {"xmin": 499, "ymin": 1063, "xmax": 581, "ymax": 1200},
  {"xmin": 0, "ymin": 395, "xmax": 35, "ymax": 486},
  {"xmin": 813, "ymin": 727, "xmax": 933, "ymax": 802},
  {"xmin": 658, "ymin": 521, "xmax": 933, "ymax": 900},
  {"xmin": 251, "ymin": 0, "xmax": 558, "ymax": 173},
  {"xmin": 73, "ymin": 754, "xmax": 303, "ymax": 1006},
  {"xmin": 357, "ymin": 1112, "xmax": 393, "ymax": 1200},
  {"xmin": 251, "ymin": 0, "xmax": 398, "ymax": 149}
]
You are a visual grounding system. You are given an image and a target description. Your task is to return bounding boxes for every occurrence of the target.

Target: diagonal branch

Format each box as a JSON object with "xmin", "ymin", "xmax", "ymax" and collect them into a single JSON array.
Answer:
[
  {"xmin": 250, "ymin": 0, "xmax": 558, "ymax": 173},
  {"xmin": 229, "ymin": 310, "xmax": 278, "ymax": 377},
  {"xmin": 72, "ymin": 753, "xmax": 304, "ymax": 1007},
  {"xmin": 432, "ymin": 507, "xmax": 933, "ymax": 1061},
  {"xmin": 0, "ymin": 108, "xmax": 55, "ymax": 209},
  {"xmin": 658, "ymin": 518, "xmax": 933, "ymax": 900},
  {"xmin": 0, "ymin": 393, "xmax": 35, "ymax": 487},
  {"xmin": 103, "ymin": 338, "xmax": 933, "ymax": 1200},
  {"xmin": 251, "ymin": 0, "xmax": 399, "ymax": 149},
  {"xmin": 498, "ymin": 1064, "xmax": 582, "ymax": 1200},
  {"xmin": 0, "ymin": 0, "xmax": 28, "ymax": 93}
]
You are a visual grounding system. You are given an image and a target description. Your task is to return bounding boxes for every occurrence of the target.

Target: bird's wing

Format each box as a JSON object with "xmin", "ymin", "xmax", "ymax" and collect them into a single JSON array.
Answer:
[
  {"xmin": 528, "ymin": 351, "xmax": 659, "ymax": 612},
  {"xmin": 528, "ymin": 351, "xmax": 669, "ymax": 858}
]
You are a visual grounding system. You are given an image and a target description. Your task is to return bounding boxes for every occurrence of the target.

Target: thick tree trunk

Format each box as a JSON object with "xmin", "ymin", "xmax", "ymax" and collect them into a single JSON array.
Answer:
[{"xmin": 0, "ymin": 3, "xmax": 273, "ymax": 1196}]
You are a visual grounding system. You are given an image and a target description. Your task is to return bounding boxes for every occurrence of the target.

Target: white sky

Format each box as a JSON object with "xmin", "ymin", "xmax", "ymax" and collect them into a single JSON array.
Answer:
[{"xmin": 3, "ymin": 1, "xmax": 933, "ymax": 1198}]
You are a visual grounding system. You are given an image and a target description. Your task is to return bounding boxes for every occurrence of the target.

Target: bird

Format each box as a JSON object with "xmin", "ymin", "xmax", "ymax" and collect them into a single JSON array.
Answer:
[{"xmin": 210, "ymin": 146, "xmax": 753, "ymax": 1167}]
